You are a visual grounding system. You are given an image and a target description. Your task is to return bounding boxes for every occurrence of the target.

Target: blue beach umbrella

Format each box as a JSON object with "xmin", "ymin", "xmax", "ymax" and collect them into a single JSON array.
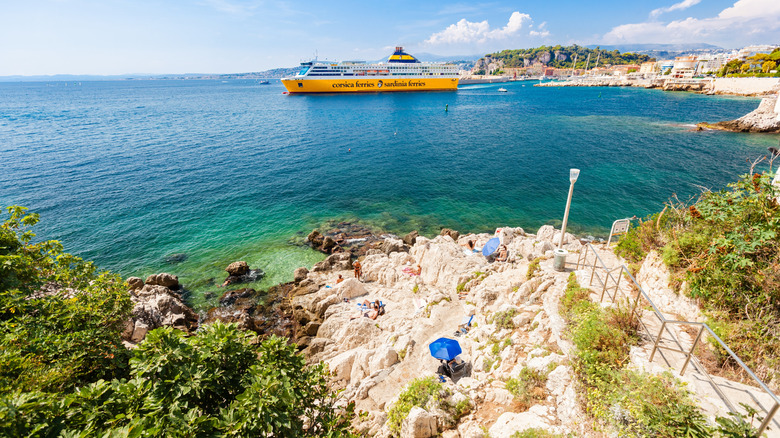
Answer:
[
  {"xmin": 482, "ymin": 237, "xmax": 500, "ymax": 256},
  {"xmin": 429, "ymin": 338, "xmax": 462, "ymax": 361}
]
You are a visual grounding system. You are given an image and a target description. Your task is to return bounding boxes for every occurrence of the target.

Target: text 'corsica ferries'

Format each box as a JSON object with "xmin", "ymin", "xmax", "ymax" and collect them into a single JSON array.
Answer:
[{"xmin": 281, "ymin": 47, "xmax": 459, "ymax": 94}]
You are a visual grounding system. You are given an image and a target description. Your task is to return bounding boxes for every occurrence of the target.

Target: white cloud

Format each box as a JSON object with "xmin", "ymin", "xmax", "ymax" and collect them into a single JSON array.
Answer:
[
  {"xmin": 604, "ymin": 0, "xmax": 780, "ymax": 45},
  {"xmin": 425, "ymin": 11, "xmax": 538, "ymax": 45},
  {"xmin": 650, "ymin": 0, "xmax": 701, "ymax": 18},
  {"xmin": 529, "ymin": 22, "xmax": 550, "ymax": 38}
]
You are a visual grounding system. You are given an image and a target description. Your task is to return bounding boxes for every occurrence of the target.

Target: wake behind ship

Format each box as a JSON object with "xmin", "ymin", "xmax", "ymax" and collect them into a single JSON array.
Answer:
[{"xmin": 281, "ymin": 47, "xmax": 459, "ymax": 94}]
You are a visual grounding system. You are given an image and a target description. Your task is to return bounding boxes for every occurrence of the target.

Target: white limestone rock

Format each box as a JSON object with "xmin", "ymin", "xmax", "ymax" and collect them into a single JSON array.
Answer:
[
  {"xmin": 336, "ymin": 278, "xmax": 368, "ymax": 300},
  {"xmin": 488, "ymin": 409, "xmax": 560, "ymax": 438},
  {"xmin": 401, "ymin": 406, "xmax": 438, "ymax": 438},
  {"xmin": 369, "ymin": 347, "xmax": 399, "ymax": 375}
]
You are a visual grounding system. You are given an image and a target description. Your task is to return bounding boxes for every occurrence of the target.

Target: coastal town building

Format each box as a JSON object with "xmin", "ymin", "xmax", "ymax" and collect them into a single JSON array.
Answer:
[
  {"xmin": 671, "ymin": 56, "xmax": 698, "ymax": 78},
  {"xmin": 639, "ymin": 62, "xmax": 657, "ymax": 74}
]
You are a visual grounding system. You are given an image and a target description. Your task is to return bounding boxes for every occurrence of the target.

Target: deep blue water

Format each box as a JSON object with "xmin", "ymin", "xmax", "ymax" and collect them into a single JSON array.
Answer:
[{"xmin": 0, "ymin": 80, "xmax": 773, "ymax": 307}]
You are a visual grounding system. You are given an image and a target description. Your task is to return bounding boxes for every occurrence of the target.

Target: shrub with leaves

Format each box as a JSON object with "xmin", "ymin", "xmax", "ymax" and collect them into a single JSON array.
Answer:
[
  {"xmin": 614, "ymin": 171, "xmax": 780, "ymax": 385},
  {"xmin": 0, "ymin": 206, "xmax": 132, "ymax": 393},
  {"xmin": 0, "ymin": 323, "xmax": 358, "ymax": 437},
  {"xmin": 386, "ymin": 377, "xmax": 447, "ymax": 436},
  {"xmin": 506, "ymin": 367, "xmax": 548, "ymax": 406},
  {"xmin": 489, "ymin": 308, "xmax": 518, "ymax": 330}
]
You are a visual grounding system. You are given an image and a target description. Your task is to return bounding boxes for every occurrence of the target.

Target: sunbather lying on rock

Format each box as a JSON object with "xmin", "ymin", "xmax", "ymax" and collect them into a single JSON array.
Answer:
[{"xmin": 350, "ymin": 300, "xmax": 385, "ymax": 320}]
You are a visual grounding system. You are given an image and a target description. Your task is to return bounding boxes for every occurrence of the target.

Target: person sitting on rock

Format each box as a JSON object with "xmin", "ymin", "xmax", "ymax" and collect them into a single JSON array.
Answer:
[
  {"xmin": 495, "ymin": 245, "xmax": 508, "ymax": 262},
  {"xmin": 336, "ymin": 274, "xmax": 344, "ymax": 284}
]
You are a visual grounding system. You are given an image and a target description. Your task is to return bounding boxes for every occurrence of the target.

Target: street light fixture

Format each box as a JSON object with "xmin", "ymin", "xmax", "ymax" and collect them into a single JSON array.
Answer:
[
  {"xmin": 558, "ymin": 169, "xmax": 580, "ymax": 249},
  {"xmin": 554, "ymin": 169, "xmax": 580, "ymax": 272}
]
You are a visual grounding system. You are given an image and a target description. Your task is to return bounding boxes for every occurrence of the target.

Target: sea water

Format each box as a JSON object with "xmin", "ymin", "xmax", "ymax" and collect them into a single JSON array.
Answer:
[{"xmin": 0, "ymin": 80, "xmax": 774, "ymax": 308}]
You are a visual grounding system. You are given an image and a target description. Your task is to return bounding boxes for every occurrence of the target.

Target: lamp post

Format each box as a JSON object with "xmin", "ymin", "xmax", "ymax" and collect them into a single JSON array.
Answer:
[
  {"xmin": 558, "ymin": 168, "xmax": 580, "ymax": 249},
  {"xmin": 554, "ymin": 169, "xmax": 580, "ymax": 272}
]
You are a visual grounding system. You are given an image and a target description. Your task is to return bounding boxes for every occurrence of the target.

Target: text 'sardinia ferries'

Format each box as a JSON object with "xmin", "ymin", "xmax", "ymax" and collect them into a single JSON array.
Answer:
[{"xmin": 281, "ymin": 47, "xmax": 459, "ymax": 94}]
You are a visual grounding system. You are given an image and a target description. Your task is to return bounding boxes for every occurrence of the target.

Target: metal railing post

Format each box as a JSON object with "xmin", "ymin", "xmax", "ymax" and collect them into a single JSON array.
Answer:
[
  {"xmin": 758, "ymin": 402, "xmax": 779, "ymax": 437},
  {"xmin": 680, "ymin": 325, "xmax": 704, "ymax": 375},
  {"xmin": 649, "ymin": 321, "xmax": 666, "ymax": 362},
  {"xmin": 575, "ymin": 239, "xmax": 780, "ymax": 432}
]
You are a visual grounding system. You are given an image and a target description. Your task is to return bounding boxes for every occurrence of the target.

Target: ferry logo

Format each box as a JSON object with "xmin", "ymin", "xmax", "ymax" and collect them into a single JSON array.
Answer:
[{"xmin": 377, "ymin": 80, "xmax": 383, "ymax": 88}]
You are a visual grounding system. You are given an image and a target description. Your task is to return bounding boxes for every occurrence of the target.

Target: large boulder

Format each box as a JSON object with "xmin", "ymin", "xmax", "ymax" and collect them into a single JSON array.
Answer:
[
  {"xmin": 380, "ymin": 237, "xmax": 407, "ymax": 254},
  {"xmin": 322, "ymin": 236, "xmax": 337, "ymax": 252},
  {"xmin": 145, "ymin": 273, "xmax": 179, "ymax": 289},
  {"xmin": 439, "ymin": 228, "xmax": 460, "ymax": 242},
  {"xmin": 403, "ymin": 231, "xmax": 419, "ymax": 246},
  {"xmin": 335, "ymin": 278, "xmax": 368, "ymax": 299},
  {"xmin": 226, "ymin": 261, "xmax": 250, "ymax": 276},
  {"xmin": 401, "ymin": 407, "xmax": 438, "ymax": 438},
  {"xmin": 127, "ymin": 284, "xmax": 199, "ymax": 343},
  {"xmin": 488, "ymin": 407, "xmax": 559, "ymax": 438},
  {"xmin": 126, "ymin": 277, "xmax": 144, "ymax": 290},
  {"xmin": 293, "ymin": 267, "xmax": 309, "ymax": 283},
  {"xmin": 536, "ymin": 225, "xmax": 556, "ymax": 242},
  {"xmin": 307, "ymin": 230, "xmax": 324, "ymax": 247},
  {"xmin": 368, "ymin": 347, "xmax": 399, "ymax": 374},
  {"xmin": 312, "ymin": 252, "xmax": 352, "ymax": 272}
]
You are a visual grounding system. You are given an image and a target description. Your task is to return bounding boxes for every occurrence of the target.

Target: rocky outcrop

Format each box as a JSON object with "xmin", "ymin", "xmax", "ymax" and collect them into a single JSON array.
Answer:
[
  {"xmin": 439, "ymin": 228, "xmax": 460, "ymax": 242},
  {"xmin": 305, "ymin": 221, "xmax": 392, "ymax": 257},
  {"xmin": 698, "ymin": 94, "xmax": 780, "ymax": 133},
  {"xmin": 221, "ymin": 261, "xmax": 264, "ymax": 287},
  {"xmin": 144, "ymin": 272, "xmax": 179, "ymax": 289},
  {"xmin": 291, "ymin": 227, "xmax": 588, "ymax": 436},
  {"xmin": 123, "ymin": 275, "xmax": 198, "ymax": 345},
  {"xmin": 203, "ymin": 282, "xmax": 298, "ymax": 337}
]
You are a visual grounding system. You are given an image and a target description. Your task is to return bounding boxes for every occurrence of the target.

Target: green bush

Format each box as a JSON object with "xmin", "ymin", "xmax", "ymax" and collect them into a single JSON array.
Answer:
[
  {"xmin": 560, "ymin": 272, "xmax": 592, "ymax": 318},
  {"xmin": 511, "ymin": 428, "xmax": 562, "ymax": 438},
  {"xmin": 563, "ymin": 275, "xmax": 712, "ymax": 437},
  {"xmin": 387, "ymin": 377, "xmax": 447, "ymax": 435},
  {"xmin": 639, "ymin": 172, "xmax": 780, "ymax": 384},
  {"xmin": 506, "ymin": 367, "xmax": 548, "ymax": 405},
  {"xmin": 526, "ymin": 257, "xmax": 541, "ymax": 279},
  {"xmin": 0, "ymin": 206, "xmax": 132, "ymax": 393},
  {"xmin": 0, "ymin": 324, "xmax": 358, "ymax": 437},
  {"xmin": 490, "ymin": 308, "xmax": 518, "ymax": 330}
]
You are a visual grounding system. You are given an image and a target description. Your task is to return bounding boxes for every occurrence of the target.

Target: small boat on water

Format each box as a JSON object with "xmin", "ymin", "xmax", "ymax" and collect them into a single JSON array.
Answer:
[
  {"xmin": 498, "ymin": 88, "xmax": 508, "ymax": 92},
  {"xmin": 257, "ymin": 80, "xmax": 270, "ymax": 85}
]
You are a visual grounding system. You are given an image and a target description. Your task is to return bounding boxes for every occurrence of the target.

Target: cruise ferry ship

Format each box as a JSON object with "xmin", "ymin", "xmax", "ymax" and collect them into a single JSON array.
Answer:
[{"xmin": 281, "ymin": 47, "xmax": 459, "ymax": 94}]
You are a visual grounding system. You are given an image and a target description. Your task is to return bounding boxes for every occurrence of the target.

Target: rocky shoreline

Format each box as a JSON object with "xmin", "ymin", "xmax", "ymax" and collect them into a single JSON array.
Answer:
[
  {"xmin": 117, "ymin": 220, "xmax": 779, "ymax": 437},
  {"xmin": 121, "ymin": 223, "xmax": 594, "ymax": 436},
  {"xmin": 698, "ymin": 93, "xmax": 780, "ymax": 133},
  {"xmin": 536, "ymin": 76, "xmax": 780, "ymax": 97}
]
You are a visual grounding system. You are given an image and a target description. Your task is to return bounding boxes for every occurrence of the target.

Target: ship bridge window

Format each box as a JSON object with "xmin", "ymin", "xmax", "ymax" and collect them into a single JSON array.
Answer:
[{"xmin": 298, "ymin": 66, "xmax": 310, "ymax": 75}]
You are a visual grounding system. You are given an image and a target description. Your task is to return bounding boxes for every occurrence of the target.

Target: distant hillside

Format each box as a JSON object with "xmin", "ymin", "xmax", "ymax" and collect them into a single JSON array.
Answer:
[
  {"xmin": 0, "ymin": 67, "xmax": 300, "ymax": 82},
  {"xmin": 588, "ymin": 43, "xmax": 724, "ymax": 53},
  {"xmin": 483, "ymin": 45, "xmax": 654, "ymax": 69},
  {"xmin": 587, "ymin": 43, "xmax": 727, "ymax": 61}
]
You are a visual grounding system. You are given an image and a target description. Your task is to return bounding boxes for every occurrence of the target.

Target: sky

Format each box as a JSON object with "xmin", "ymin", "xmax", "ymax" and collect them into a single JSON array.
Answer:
[{"xmin": 1, "ymin": 0, "xmax": 779, "ymax": 76}]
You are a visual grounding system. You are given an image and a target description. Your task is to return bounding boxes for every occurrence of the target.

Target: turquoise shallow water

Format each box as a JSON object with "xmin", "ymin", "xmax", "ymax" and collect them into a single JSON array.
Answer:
[{"xmin": 0, "ymin": 80, "xmax": 774, "ymax": 308}]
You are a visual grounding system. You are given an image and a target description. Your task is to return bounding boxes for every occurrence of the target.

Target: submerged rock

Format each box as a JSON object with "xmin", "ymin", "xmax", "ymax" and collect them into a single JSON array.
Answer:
[{"xmin": 165, "ymin": 253, "xmax": 188, "ymax": 264}]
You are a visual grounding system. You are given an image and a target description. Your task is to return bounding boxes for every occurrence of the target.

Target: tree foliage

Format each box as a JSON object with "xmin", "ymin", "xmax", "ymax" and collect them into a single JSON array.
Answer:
[
  {"xmin": 483, "ymin": 45, "xmax": 654, "ymax": 69},
  {"xmin": 0, "ymin": 206, "xmax": 132, "ymax": 393}
]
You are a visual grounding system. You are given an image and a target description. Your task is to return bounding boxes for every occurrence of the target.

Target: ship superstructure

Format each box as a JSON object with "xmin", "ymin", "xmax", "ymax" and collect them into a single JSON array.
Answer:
[{"xmin": 281, "ymin": 47, "xmax": 459, "ymax": 93}]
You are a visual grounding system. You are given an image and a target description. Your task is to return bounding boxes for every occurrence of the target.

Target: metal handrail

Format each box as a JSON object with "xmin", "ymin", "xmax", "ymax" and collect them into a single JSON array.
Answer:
[{"xmin": 574, "ymin": 242, "xmax": 779, "ymax": 436}]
